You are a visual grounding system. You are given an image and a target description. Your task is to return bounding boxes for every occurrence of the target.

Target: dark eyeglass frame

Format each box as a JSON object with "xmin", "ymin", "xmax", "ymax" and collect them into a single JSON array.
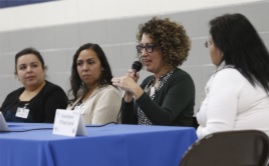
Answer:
[
  {"xmin": 136, "ymin": 44, "xmax": 158, "ymax": 53},
  {"xmin": 204, "ymin": 40, "xmax": 213, "ymax": 48}
]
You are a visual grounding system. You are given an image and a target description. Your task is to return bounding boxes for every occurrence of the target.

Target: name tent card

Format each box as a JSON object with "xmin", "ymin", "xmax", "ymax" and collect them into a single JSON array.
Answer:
[
  {"xmin": 0, "ymin": 112, "xmax": 9, "ymax": 131},
  {"xmin": 53, "ymin": 109, "xmax": 87, "ymax": 137}
]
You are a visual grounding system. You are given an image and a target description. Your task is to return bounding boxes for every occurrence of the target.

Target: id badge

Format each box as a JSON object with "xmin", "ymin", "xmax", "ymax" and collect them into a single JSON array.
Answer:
[
  {"xmin": 74, "ymin": 106, "xmax": 86, "ymax": 115},
  {"xmin": 15, "ymin": 107, "xmax": 29, "ymax": 119}
]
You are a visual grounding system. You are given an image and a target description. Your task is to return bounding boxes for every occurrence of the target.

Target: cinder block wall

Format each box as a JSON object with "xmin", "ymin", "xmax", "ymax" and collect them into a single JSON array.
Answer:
[{"xmin": 0, "ymin": 1, "xmax": 268, "ymax": 113}]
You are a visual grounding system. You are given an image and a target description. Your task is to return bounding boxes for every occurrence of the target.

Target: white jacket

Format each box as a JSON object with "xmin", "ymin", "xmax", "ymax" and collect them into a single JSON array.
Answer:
[{"xmin": 197, "ymin": 68, "xmax": 269, "ymax": 138}]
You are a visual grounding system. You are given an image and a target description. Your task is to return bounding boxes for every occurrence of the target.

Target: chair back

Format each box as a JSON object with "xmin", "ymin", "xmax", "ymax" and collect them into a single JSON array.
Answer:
[{"xmin": 180, "ymin": 130, "xmax": 269, "ymax": 166}]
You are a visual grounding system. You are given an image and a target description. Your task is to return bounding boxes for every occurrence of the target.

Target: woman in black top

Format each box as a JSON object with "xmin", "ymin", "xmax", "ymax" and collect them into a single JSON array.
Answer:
[
  {"xmin": 0, "ymin": 48, "xmax": 68, "ymax": 123},
  {"xmin": 112, "ymin": 17, "xmax": 195, "ymax": 126}
]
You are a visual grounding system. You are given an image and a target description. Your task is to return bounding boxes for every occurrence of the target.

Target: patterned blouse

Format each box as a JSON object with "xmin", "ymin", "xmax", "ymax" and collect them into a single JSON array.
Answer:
[{"xmin": 137, "ymin": 70, "xmax": 174, "ymax": 125}]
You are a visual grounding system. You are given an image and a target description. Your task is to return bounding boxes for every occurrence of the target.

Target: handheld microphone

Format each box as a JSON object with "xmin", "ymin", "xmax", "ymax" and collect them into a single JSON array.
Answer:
[
  {"xmin": 117, "ymin": 61, "xmax": 142, "ymax": 122},
  {"xmin": 131, "ymin": 61, "xmax": 142, "ymax": 74}
]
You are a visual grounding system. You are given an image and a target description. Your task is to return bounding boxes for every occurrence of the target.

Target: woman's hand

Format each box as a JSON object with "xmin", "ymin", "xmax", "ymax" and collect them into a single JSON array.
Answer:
[
  {"xmin": 112, "ymin": 70, "xmax": 144, "ymax": 101},
  {"xmin": 127, "ymin": 69, "xmax": 140, "ymax": 82}
]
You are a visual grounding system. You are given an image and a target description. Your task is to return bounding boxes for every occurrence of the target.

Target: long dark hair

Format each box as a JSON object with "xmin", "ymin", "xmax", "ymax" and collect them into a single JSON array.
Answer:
[
  {"xmin": 210, "ymin": 13, "xmax": 269, "ymax": 92},
  {"xmin": 68, "ymin": 43, "xmax": 113, "ymax": 101}
]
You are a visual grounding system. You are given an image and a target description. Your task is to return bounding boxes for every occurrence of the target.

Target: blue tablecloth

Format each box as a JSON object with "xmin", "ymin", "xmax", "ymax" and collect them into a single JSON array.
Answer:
[{"xmin": 0, "ymin": 123, "xmax": 197, "ymax": 166}]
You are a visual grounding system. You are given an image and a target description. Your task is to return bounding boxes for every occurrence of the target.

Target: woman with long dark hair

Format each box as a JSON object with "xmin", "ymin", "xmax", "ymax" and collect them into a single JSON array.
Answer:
[
  {"xmin": 197, "ymin": 13, "xmax": 269, "ymax": 138},
  {"xmin": 68, "ymin": 43, "xmax": 121, "ymax": 124}
]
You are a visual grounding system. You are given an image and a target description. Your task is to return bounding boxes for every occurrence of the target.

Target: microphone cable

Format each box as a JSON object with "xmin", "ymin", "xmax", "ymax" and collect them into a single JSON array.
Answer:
[{"xmin": 0, "ymin": 122, "xmax": 118, "ymax": 132}]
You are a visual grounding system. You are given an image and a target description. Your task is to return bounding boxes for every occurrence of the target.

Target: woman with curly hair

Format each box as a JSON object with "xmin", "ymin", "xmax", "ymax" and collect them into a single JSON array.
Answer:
[{"xmin": 112, "ymin": 17, "xmax": 195, "ymax": 126}]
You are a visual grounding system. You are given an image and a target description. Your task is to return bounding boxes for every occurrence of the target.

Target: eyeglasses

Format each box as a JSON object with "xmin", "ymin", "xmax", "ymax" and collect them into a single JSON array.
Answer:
[
  {"xmin": 204, "ymin": 40, "xmax": 213, "ymax": 48},
  {"xmin": 136, "ymin": 44, "xmax": 158, "ymax": 53}
]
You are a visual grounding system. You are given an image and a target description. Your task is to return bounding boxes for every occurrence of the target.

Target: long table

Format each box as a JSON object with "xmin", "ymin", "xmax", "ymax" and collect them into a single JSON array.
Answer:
[{"xmin": 0, "ymin": 123, "xmax": 197, "ymax": 166}]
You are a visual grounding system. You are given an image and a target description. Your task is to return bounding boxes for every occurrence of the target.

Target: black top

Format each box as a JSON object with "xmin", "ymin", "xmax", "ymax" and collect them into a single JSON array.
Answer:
[
  {"xmin": 121, "ymin": 68, "xmax": 195, "ymax": 126},
  {"xmin": 0, "ymin": 81, "xmax": 68, "ymax": 123}
]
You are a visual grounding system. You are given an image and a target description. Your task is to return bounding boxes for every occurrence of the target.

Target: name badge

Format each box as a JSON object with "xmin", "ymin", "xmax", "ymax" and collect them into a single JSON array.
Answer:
[
  {"xmin": 53, "ymin": 109, "xmax": 87, "ymax": 137},
  {"xmin": 15, "ymin": 107, "xmax": 29, "ymax": 119}
]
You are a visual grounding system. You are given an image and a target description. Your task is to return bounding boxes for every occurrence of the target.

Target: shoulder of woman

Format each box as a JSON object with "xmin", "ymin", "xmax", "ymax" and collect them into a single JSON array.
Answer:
[
  {"xmin": 3, "ymin": 87, "xmax": 24, "ymax": 100},
  {"xmin": 214, "ymin": 68, "xmax": 242, "ymax": 79},
  {"xmin": 169, "ymin": 68, "xmax": 194, "ymax": 83},
  {"xmin": 40, "ymin": 81, "xmax": 67, "ymax": 97},
  {"xmin": 99, "ymin": 85, "xmax": 120, "ymax": 93},
  {"xmin": 95, "ymin": 85, "xmax": 121, "ymax": 99},
  {"xmin": 44, "ymin": 81, "xmax": 65, "ymax": 91},
  {"xmin": 174, "ymin": 68, "xmax": 191, "ymax": 76},
  {"xmin": 211, "ymin": 68, "xmax": 246, "ymax": 87}
]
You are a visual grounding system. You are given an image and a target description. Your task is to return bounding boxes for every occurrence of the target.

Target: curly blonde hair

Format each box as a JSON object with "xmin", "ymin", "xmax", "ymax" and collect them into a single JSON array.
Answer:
[{"xmin": 136, "ymin": 17, "xmax": 191, "ymax": 67}]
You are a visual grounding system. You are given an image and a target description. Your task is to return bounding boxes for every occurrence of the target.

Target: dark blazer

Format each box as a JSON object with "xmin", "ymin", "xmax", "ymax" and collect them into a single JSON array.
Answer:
[
  {"xmin": 0, "ymin": 81, "xmax": 68, "ymax": 123},
  {"xmin": 121, "ymin": 68, "xmax": 195, "ymax": 126}
]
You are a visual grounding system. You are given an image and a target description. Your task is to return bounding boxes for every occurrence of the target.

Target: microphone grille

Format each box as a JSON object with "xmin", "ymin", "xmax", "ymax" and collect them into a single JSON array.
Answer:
[{"xmin": 132, "ymin": 61, "xmax": 142, "ymax": 72}]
